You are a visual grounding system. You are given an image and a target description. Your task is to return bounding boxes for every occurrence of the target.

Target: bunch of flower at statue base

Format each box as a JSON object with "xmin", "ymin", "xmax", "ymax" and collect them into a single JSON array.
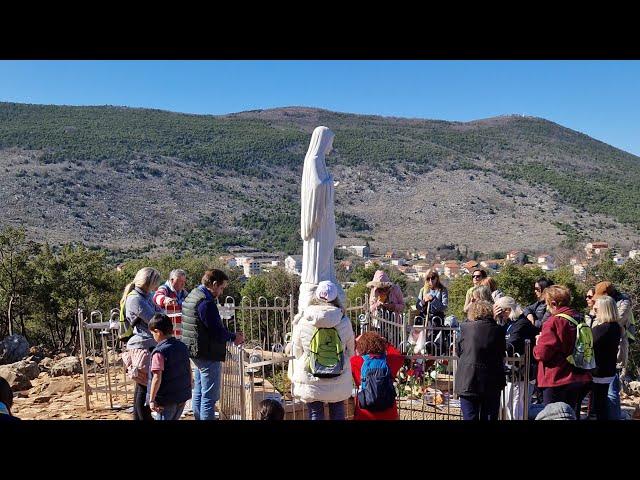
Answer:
[{"xmin": 394, "ymin": 360, "xmax": 432, "ymax": 399}]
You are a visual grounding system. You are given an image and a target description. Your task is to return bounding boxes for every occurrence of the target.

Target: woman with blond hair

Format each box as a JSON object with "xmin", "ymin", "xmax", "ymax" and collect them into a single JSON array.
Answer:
[
  {"xmin": 416, "ymin": 269, "xmax": 448, "ymax": 325},
  {"xmin": 589, "ymin": 295, "xmax": 622, "ymax": 419},
  {"xmin": 481, "ymin": 277, "xmax": 505, "ymax": 302},
  {"xmin": 469, "ymin": 285, "xmax": 494, "ymax": 308},
  {"xmin": 120, "ymin": 267, "xmax": 162, "ymax": 420}
]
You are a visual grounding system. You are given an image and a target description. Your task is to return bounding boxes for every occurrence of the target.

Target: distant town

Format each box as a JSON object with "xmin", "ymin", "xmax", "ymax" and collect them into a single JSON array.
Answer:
[{"xmin": 206, "ymin": 241, "xmax": 639, "ymax": 285}]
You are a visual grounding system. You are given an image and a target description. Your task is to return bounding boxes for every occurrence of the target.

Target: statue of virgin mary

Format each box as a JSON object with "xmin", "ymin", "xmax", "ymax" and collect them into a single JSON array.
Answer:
[{"xmin": 297, "ymin": 126, "xmax": 345, "ymax": 313}]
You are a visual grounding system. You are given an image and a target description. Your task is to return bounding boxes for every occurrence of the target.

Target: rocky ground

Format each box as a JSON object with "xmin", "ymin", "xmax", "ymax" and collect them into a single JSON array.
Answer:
[{"xmin": 9, "ymin": 362, "xmax": 195, "ymax": 420}]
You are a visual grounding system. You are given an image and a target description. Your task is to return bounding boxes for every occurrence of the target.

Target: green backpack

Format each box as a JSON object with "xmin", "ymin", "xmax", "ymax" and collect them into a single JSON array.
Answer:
[
  {"xmin": 308, "ymin": 327, "xmax": 345, "ymax": 378},
  {"xmin": 557, "ymin": 313, "xmax": 596, "ymax": 371}
]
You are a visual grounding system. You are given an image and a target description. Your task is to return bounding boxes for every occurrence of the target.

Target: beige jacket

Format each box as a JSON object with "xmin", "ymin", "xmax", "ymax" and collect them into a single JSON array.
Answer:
[{"xmin": 289, "ymin": 304, "xmax": 355, "ymax": 403}]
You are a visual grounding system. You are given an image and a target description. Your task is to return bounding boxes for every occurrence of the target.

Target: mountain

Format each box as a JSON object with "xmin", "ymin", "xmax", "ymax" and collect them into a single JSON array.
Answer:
[{"xmin": 0, "ymin": 102, "xmax": 638, "ymax": 261}]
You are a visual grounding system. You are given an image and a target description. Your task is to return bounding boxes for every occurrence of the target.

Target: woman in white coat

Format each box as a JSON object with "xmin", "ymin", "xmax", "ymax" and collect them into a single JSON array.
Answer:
[{"xmin": 290, "ymin": 280, "xmax": 355, "ymax": 420}]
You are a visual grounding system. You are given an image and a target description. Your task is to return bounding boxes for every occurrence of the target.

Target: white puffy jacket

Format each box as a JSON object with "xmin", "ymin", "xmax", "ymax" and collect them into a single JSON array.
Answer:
[{"xmin": 289, "ymin": 304, "xmax": 355, "ymax": 403}]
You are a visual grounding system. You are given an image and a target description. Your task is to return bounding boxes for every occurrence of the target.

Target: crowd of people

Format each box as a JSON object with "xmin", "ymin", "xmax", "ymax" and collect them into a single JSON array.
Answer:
[
  {"xmin": 119, "ymin": 267, "xmax": 244, "ymax": 421},
  {"xmin": 359, "ymin": 267, "xmax": 635, "ymax": 421},
  {"xmin": 1, "ymin": 263, "xmax": 633, "ymax": 423}
]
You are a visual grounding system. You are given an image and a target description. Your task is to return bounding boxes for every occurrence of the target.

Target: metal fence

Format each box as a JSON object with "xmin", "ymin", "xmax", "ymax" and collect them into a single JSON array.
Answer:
[
  {"xmin": 219, "ymin": 295, "xmax": 293, "ymax": 419},
  {"xmin": 219, "ymin": 294, "xmax": 368, "ymax": 420},
  {"xmin": 359, "ymin": 308, "xmax": 532, "ymax": 420},
  {"xmin": 77, "ymin": 309, "xmax": 131, "ymax": 411},
  {"xmin": 77, "ymin": 291, "xmax": 532, "ymax": 420}
]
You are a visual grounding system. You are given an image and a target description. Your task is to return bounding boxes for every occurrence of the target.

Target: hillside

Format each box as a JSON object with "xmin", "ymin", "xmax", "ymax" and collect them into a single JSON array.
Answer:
[{"xmin": 0, "ymin": 102, "xmax": 639, "ymax": 260}]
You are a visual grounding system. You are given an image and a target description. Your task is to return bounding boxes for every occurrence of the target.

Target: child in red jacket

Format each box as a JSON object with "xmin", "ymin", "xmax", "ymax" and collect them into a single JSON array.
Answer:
[{"xmin": 351, "ymin": 332, "xmax": 404, "ymax": 420}]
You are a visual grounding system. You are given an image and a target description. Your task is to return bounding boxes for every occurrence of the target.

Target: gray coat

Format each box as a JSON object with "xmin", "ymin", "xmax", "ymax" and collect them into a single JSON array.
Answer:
[
  {"xmin": 522, "ymin": 300, "xmax": 550, "ymax": 328},
  {"xmin": 126, "ymin": 287, "xmax": 160, "ymax": 351},
  {"xmin": 615, "ymin": 293, "xmax": 632, "ymax": 369}
]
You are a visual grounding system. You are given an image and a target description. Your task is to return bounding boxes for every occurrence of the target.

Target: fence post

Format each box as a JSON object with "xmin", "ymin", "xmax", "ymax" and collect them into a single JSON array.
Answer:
[
  {"xmin": 452, "ymin": 329, "xmax": 458, "ymax": 400},
  {"xmin": 401, "ymin": 313, "xmax": 407, "ymax": 353},
  {"xmin": 101, "ymin": 333, "xmax": 113, "ymax": 409},
  {"xmin": 524, "ymin": 339, "xmax": 531, "ymax": 421},
  {"xmin": 77, "ymin": 309, "xmax": 90, "ymax": 411},
  {"xmin": 239, "ymin": 346, "xmax": 246, "ymax": 420}
]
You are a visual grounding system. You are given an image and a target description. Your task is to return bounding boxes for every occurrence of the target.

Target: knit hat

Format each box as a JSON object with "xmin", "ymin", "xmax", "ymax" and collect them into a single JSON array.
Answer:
[
  {"xmin": 535, "ymin": 402, "xmax": 576, "ymax": 420},
  {"xmin": 366, "ymin": 270, "xmax": 393, "ymax": 289},
  {"xmin": 316, "ymin": 281, "xmax": 338, "ymax": 302},
  {"xmin": 593, "ymin": 281, "xmax": 615, "ymax": 300}
]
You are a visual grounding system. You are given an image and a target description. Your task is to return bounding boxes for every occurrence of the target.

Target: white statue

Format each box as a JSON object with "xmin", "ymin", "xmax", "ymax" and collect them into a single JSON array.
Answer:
[{"xmin": 297, "ymin": 126, "xmax": 345, "ymax": 314}]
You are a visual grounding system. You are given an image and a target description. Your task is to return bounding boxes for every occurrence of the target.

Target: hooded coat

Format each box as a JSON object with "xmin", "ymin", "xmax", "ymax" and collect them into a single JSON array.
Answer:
[{"xmin": 290, "ymin": 303, "xmax": 355, "ymax": 403}]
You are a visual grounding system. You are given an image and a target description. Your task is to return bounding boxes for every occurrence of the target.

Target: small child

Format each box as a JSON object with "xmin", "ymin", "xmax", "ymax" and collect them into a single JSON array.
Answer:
[
  {"xmin": 258, "ymin": 399, "xmax": 285, "ymax": 420},
  {"xmin": 0, "ymin": 376, "xmax": 20, "ymax": 422},
  {"xmin": 147, "ymin": 314, "xmax": 192, "ymax": 420}
]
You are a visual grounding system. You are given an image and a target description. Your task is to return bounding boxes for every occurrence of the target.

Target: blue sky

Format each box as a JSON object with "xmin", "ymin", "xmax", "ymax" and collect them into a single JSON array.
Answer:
[{"xmin": 1, "ymin": 60, "xmax": 639, "ymax": 156}]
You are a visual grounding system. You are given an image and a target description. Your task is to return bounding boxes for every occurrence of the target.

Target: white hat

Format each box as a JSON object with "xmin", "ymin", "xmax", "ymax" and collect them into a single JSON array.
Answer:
[{"xmin": 315, "ymin": 281, "xmax": 338, "ymax": 302}]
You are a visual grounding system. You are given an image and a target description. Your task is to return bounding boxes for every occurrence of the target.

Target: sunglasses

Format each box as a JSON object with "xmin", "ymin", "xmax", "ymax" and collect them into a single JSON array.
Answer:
[
  {"xmin": 472, "ymin": 275, "xmax": 483, "ymax": 279},
  {"xmin": 427, "ymin": 276, "xmax": 437, "ymax": 280},
  {"xmin": 586, "ymin": 295, "xmax": 593, "ymax": 299},
  {"xmin": 534, "ymin": 287, "xmax": 542, "ymax": 292}
]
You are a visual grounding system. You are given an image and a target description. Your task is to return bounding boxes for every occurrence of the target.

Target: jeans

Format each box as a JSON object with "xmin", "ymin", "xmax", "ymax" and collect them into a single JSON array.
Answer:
[
  {"xmin": 133, "ymin": 382, "xmax": 153, "ymax": 421},
  {"xmin": 192, "ymin": 358, "xmax": 222, "ymax": 420},
  {"xmin": 155, "ymin": 402, "xmax": 186, "ymax": 421},
  {"xmin": 460, "ymin": 392, "xmax": 501, "ymax": 420},
  {"xmin": 307, "ymin": 401, "xmax": 346, "ymax": 420},
  {"xmin": 607, "ymin": 373, "xmax": 623, "ymax": 420}
]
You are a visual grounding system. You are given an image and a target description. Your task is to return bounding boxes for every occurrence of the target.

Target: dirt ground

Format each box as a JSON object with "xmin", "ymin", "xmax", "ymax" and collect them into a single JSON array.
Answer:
[{"xmin": 11, "ymin": 368, "xmax": 640, "ymax": 420}]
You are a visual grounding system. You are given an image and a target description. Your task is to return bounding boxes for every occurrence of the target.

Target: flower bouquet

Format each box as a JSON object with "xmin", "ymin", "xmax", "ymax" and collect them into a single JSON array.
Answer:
[{"xmin": 394, "ymin": 361, "xmax": 432, "ymax": 400}]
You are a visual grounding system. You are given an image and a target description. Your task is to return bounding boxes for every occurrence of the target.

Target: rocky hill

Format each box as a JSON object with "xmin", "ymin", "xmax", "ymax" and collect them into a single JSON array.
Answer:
[{"xmin": 0, "ymin": 102, "xmax": 639, "ymax": 259}]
